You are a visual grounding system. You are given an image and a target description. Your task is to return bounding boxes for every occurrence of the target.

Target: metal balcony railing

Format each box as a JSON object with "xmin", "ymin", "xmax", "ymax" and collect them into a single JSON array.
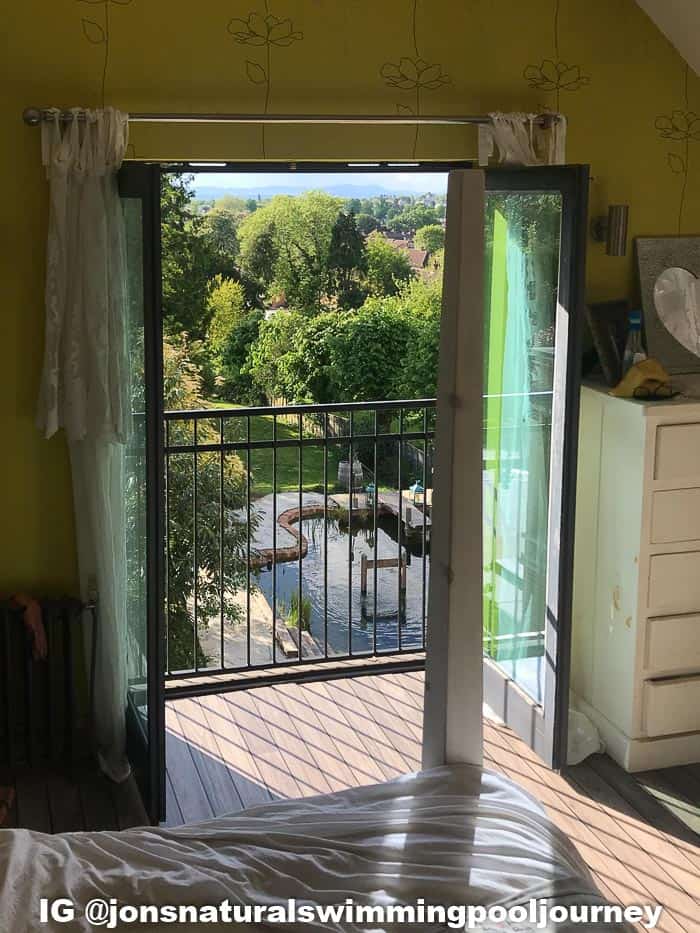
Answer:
[{"xmin": 163, "ymin": 400, "xmax": 435, "ymax": 680}]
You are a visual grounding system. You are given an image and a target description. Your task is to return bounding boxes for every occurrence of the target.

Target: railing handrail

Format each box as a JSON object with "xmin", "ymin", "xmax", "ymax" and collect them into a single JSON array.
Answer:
[
  {"xmin": 164, "ymin": 398, "xmax": 438, "ymax": 421},
  {"xmin": 163, "ymin": 391, "xmax": 553, "ymax": 422}
]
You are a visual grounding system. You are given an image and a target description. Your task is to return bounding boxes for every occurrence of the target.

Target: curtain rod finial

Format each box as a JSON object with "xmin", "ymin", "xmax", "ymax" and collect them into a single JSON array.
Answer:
[{"xmin": 23, "ymin": 107, "xmax": 43, "ymax": 126}]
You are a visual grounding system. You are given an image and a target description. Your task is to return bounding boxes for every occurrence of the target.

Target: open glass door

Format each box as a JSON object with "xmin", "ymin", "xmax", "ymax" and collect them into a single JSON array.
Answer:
[
  {"xmin": 424, "ymin": 165, "xmax": 587, "ymax": 773},
  {"xmin": 482, "ymin": 166, "xmax": 588, "ymax": 768},
  {"xmin": 120, "ymin": 164, "xmax": 166, "ymax": 822}
]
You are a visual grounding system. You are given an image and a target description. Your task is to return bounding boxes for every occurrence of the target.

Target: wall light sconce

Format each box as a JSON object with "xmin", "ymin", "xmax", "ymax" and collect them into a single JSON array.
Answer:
[{"xmin": 591, "ymin": 204, "xmax": 630, "ymax": 256}]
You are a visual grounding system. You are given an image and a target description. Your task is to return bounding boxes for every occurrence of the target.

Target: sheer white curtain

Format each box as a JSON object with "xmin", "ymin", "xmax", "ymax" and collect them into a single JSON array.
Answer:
[
  {"xmin": 478, "ymin": 112, "xmax": 567, "ymax": 166},
  {"xmin": 37, "ymin": 108, "xmax": 131, "ymax": 782}
]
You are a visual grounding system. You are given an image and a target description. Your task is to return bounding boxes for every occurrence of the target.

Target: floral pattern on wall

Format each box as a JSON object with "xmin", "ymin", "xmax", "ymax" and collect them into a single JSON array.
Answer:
[
  {"xmin": 227, "ymin": 3, "xmax": 304, "ymax": 157},
  {"xmin": 523, "ymin": 0, "xmax": 589, "ymax": 109},
  {"xmin": 379, "ymin": 0, "xmax": 450, "ymax": 157},
  {"xmin": 655, "ymin": 64, "xmax": 698, "ymax": 234},
  {"xmin": 76, "ymin": 0, "xmax": 134, "ymax": 107}
]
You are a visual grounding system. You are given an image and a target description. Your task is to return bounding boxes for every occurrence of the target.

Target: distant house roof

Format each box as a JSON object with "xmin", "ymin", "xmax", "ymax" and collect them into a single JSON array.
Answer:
[
  {"xmin": 383, "ymin": 236, "xmax": 428, "ymax": 270},
  {"xmin": 406, "ymin": 248, "xmax": 428, "ymax": 269}
]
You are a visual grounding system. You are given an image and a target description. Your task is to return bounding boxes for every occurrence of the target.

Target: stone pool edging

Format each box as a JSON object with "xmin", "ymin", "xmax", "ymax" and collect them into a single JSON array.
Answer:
[{"xmin": 251, "ymin": 499, "xmax": 392, "ymax": 568}]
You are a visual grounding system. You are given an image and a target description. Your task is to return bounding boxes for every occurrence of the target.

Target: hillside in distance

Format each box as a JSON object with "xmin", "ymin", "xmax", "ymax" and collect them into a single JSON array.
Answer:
[{"xmin": 194, "ymin": 181, "xmax": 445, "ymax": 201}]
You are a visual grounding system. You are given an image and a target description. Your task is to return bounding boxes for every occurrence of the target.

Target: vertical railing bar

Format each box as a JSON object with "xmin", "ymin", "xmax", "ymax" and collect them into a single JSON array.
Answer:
[
  {"xmin": 397, "ymin": 408, "xmax": 403, "ymax": 652},
  {"xmin": 193, "ymin": 419, "xmax": 199, "ymax": 672},
  {"xmin": 298, "ymin": 413, "xmax": 303, "ymax": 663},
  {"xmin": 219, "ymin": 417, "xmax": 225, "ymax": 670},
  {"xmin": 246, "ymin": 415, "xmax": 251, "ymax": 669},
  {"xmin": 348, "ymin": 410, "xmax": 353, "ymax": 658},
  {"xmin": 512, "ymin": 444, "xmax": 525, "ymax": 667},
  {"xmin": 373, "ymin": 408, "xmax": 378, "ymax": 656},
  {"xmin": 165, "ymin": 419, "xmax": 171, "ymax": 676},
  {"xmin": 323, "ymin": 412, "xmax": 329, "ymax": 660},
  {"xmin": 422, "ymin": 407, "xmax": 429, "ymax": 649},
  {"xmin": 272, "ymin": 414, "xmax": 277, "ymax": 665}
]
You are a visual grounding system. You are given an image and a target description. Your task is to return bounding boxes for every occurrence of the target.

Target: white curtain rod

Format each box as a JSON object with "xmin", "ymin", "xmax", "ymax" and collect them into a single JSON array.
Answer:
[{"xmin": 23, "ymin": 108, "xmax": 554, "ymax": 128}]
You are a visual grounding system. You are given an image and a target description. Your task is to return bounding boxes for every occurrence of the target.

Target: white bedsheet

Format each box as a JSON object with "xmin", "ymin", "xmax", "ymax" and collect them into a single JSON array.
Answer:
[{"xmin": 0, "ymin": 765, "xmax": 630, "ymax": 931}]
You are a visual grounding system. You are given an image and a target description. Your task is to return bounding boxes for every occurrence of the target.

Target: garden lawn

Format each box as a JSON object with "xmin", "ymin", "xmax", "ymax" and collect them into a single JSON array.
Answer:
[{"xmin": 205, "ymin": 400, "xmax": 344, "ymax": 498}]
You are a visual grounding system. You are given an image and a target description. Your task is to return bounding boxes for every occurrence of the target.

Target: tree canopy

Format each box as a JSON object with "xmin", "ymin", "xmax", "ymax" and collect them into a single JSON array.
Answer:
[
  {"xmin": 245, "ymin": 277, "xmax": 442, "ymax": 405},
  {"xmin": 161, "ymin": 174, "xmax": 221, "ymax": 340},
  {"xmin": 365, "ymin": 231, "xmax": 414, "ymax": 297},
  {"xmin": 327, "ymin": 210, "xmax": 367, "ymax": 309},
  {"xmin": 159, "ymin": 175, "xmax": 448, "ymax": 411},
  {"xmin": 161, "ymin": 336, "xmax": 253, "ymax": 670},
  {"xmin": 414, "ymin": 223, "xmax": 445, "ymax": 254},
  {"xmin": 238, "ymin": 191, "xmax": 343, "ymax": 311}
]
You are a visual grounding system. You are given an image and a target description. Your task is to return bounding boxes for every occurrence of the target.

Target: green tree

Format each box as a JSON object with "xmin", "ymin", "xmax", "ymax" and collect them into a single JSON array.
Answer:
[
  {"xmin": 245, "ymin": 198, "xmax": 258, "ymax": 213},
  {"xmin": 322, "ymin": 303, "xmax": 413, "ymax": 401},
  {"xmin": 161, "ymin": 176, "xmax": 261, "ymax": 340},
  {"xmin": 243, "ymin": 276, "xmax": 442, "ymax": 406},
  {"xmin": 327, "ymin": 210, "xmax": 367, "ymax": 309},
  {"xmin": 207, "ymin": 275, "xmax": 246, "ymax": 373},
  {"xmin": 238, "ymin": 191, "xmax": 343, "ymax": 311},
  {"xmin": 213, "ymin": 194, "xmax": 248, "ymax": 213},
  {"xmin": 161, "ymin": 174, "xmax": 220, "ymax": 340},
  {"xmin": 356, "ymin": 212, "xmax": 379, "ymax": 236},
  {"xmin": 374, "ymin": 197, "xmax": 390, "ymax": 221},
  {"xmin": 239, "ymin": 220, "xmax": 279, "ymax": 290},
  {"xmin": 220, "ymin": 310, "xmax": 265, "ymax": 403},
  {"xmin": 392, "ymin": 204, "xmax": 439, "ymax": 235},
  {"xmin": 414, "ymin": 223, "xmax": 445, "ymax": 254},
  {"xmin": 199, "ymin": 207, "xmax": 241, "ymax": 271},
  {"xmin": 390, "ymin": 278, "xmax": 442, "ymax": 400},
  {"xmin": 244, "ymin": 310, "xmax": 310, "ymax": 402},
  {"xmin": 365, "ymin": 231, "xmax": 414, "ymax": 296},
  {"xmin": 161, "ymin": 336, "xmax": 254, "ymax": 671}
]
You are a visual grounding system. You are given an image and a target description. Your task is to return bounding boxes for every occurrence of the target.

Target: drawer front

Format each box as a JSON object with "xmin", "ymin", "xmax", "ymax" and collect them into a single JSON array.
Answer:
[
  {"xmin": 644, "ymin": 614, "xmax": 700, "ymax": 676},
  {"xmin": 655, "ymin": 423, "xmax": 700, "ymax": 482},
  {"xmin": 651, "ymin": 488, "xmax": 700, "ymax": 543},
  {"xmin": 643, "ymin": 676, "xmax": 700, "ymax": 736},
  {"xmin": 648, "ymin": 551, "xmax": 700, "ymax": 614}
]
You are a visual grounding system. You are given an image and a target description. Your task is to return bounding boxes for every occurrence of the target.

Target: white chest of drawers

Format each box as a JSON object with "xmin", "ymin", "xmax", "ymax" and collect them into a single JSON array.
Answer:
[{"xmin": 572, "ymin": 381, "xmax": 700, "ymax": 770}]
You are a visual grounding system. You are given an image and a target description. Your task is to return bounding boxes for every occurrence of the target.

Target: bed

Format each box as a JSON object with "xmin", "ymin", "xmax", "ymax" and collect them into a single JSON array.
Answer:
[{"xmin": 0, "ymin": 765, "xmax": 633, "ymax": 931}]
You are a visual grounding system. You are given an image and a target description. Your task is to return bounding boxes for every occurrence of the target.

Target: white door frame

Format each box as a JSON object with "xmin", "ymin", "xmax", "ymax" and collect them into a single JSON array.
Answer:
[{"xmin": 422, "ymin": 170, "xmax": 485, "ymax": 769}]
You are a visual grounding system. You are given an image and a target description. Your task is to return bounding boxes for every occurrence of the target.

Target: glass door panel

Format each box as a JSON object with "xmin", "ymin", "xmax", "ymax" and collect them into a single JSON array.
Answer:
[
  {"xmin": 123, "ymin": 196, "xmax": 149, "ymax": 732},
  {"xmin": 120, "ymin": 162, "xmax": 165, "ymax": 823},
  {"xmin": 483, "ymin": 191, "xmax": 562, "ymax": 705},
  {"xmin": 481, "ymin": 167, "xmax": 588, "ymax": 768}
]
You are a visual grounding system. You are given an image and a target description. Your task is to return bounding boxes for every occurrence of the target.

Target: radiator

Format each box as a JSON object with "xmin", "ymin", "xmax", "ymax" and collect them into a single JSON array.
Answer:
[{"xmin": 0, "ymin": 599, "xmax": 96, "ymax": 766}]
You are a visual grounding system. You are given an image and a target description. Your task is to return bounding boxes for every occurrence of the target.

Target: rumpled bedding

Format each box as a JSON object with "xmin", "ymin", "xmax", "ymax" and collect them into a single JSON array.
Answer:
[{"xmin": 0, "ymin": 765, "xmax": 631, "ymax": 931}]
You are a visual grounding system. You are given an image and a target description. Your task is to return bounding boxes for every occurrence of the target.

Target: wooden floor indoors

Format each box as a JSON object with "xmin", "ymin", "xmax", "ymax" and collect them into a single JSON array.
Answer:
[
  {"xmin": 166, "ymin": 670, "xmax": 700, "ymax": 933},
  {"xmin": 0, "ymin": 765, "xmax": 146, "ymax": 833}
]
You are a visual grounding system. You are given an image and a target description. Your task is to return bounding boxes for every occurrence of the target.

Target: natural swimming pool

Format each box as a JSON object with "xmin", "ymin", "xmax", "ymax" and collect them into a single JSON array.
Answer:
[{"xmin": 257, "ymin": 509, "xmax": 429, "ymax": 656}]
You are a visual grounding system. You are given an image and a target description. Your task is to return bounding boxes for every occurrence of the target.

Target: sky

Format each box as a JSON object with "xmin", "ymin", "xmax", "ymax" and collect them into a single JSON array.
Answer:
[{"xmin": 190, "ymin": 171, "xmax": 449, "ymax": 196}]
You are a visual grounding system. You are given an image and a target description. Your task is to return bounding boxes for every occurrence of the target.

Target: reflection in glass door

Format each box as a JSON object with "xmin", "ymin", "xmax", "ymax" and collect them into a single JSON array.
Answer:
[
  {"xmin": 483, "ymin": 190, "xmax": 563, "ymax": 705},
  {"xmin": 123, "ymin": 196, "xmax": 148, "ymax": 731},
  {"xmin": 119, "ymin": 162, "xmax": 166, "ymax": 824}
]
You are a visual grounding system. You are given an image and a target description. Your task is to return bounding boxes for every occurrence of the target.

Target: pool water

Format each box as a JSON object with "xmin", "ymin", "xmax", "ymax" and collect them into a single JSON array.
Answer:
[{"xmin": 257, "ymin": 513, "xmax": 429, "ymax": 656}]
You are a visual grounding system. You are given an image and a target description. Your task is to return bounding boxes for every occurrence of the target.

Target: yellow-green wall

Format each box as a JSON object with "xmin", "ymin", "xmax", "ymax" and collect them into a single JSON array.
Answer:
[{"xmin": 2, "ymin": 0, "xmax": 698, "ymax": 593}]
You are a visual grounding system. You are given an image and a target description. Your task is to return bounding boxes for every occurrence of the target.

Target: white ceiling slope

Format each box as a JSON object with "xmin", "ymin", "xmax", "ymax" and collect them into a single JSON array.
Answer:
[{"xmin": 636, "ymin": 0, "xmax": 700, "ymax": 75}]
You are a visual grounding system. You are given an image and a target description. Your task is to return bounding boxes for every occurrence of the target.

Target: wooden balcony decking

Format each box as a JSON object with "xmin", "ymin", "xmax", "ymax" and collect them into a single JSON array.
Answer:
[{"xmin": 166, "ymin": 671, "xmax": 699, "ymax": 933}]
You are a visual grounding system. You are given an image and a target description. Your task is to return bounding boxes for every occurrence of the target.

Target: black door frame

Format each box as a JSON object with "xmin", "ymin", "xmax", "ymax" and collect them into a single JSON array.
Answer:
[
  {"xmin": 121, "ymin": 159, "xmax": 587, "ymax": 820},
  {"xmin": 119, "ymin": 163, "xmax": 166, "ymax": 823},
  {"xmin": 482, "ymin": 165, "xmax": 589, "ymax": 769}
]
